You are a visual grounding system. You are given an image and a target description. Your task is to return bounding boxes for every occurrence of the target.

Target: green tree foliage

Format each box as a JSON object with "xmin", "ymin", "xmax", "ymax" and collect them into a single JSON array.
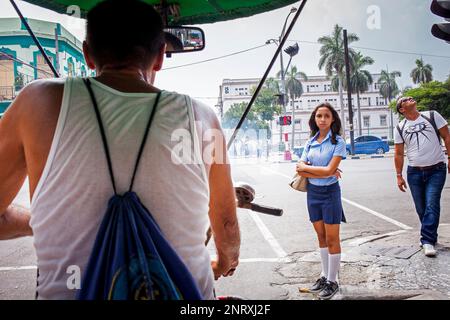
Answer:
[
  {"xmin": 402, "ymin": 80, "xmax": 450, "ymax": 120},
  {"xmin": 222, "ymin": 102, "xmax": 258, "ymax": 131},
  {"xmin": 253, "ymin": 79, "xmax": 282, "ymax": 122},
  {"xmin": 222, "ymin": 79, "xmax": 282, "ymax": 139}
]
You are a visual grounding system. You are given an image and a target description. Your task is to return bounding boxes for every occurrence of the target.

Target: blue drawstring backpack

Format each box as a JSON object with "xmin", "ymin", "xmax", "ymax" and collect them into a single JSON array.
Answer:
[{"xmin": 77, "ymin": 79, "xmax": 203, "ymax": 300}]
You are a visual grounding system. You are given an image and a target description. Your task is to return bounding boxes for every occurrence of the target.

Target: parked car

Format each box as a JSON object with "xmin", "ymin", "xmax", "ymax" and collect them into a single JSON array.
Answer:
[
  {"xmin": 347, "ymin": 135, "xmax": 389, "ymax": 155},
  {"xmin": 293, "ymin": 146, "xmax": 305, "ymax": 159}
]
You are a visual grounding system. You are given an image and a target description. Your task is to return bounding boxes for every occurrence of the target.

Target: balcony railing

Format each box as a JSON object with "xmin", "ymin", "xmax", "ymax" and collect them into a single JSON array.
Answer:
[{"xmin": 0, "ymin": 86, "xmax": 15, "ymax": 100}]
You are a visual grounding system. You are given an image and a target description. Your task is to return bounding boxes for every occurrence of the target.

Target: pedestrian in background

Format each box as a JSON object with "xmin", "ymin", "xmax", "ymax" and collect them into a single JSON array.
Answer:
[
  {"xmin": 296, "ymin": 102, "xmax": 346, "ymax": 300},
  {"xmin": 394, "ymin": 96, "xmax": 450, "ymax": 257}
]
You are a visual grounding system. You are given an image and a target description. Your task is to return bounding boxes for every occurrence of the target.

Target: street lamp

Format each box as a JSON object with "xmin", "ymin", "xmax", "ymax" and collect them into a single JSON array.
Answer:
[
  {"xmin": 266, "ymin": 7, "xmax": 297, "ymax": 153},
  {"xmin": 283, "ymin": 42, "xmax": 299, "ymax": 74},
  {"xmin": 278, "ymin": 7, "xmax": 298, "ymax": 105}
]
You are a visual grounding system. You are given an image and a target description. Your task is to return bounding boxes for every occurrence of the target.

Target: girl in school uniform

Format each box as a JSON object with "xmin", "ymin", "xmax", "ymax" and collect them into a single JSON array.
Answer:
[{"xmin": 296, "ymin": 103, "xmax": 347, "ymax": 300}]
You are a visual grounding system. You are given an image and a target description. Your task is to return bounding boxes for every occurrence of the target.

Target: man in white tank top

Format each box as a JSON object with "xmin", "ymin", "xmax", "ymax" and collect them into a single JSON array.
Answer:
[{"xmin": 0, "ymin": 0, "xmax": 240, "ymax": 299}]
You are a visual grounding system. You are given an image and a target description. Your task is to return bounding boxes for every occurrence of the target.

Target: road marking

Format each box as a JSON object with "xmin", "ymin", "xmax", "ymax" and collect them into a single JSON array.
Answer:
[
  {"xmin": 348, "ymin": 230, "xmax": 408, "ymax": 246},
  {"xmin": 263, "ymin": 166, "xmax": 413, "ymax": 230},
  {"xmin": 2, "ymin": 257, "xmax": 292, "ymax": 274},
  {"xmin": 210, "ymin": 257, "xmax": 290, "ymax": 263},
  {"xmin": 341, "ymin": 198, "xmax": 412, "ymax": 230},
  {"xmin": 240, "ymin": 257, "xmax": 291, "ymax": 263},
  {"xmin": 0, "ymin": 266, "xmax": 37, "ymax": 272},
  {"xmin": 248, "ymin": 211, "xmax": 287, "ymax": 258}
]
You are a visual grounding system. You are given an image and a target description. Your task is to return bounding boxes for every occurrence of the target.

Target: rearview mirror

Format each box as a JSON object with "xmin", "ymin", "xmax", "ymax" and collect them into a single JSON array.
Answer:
[{"xmin": 164, "ymin": 27, "xmax": 205, "ymax": 57}]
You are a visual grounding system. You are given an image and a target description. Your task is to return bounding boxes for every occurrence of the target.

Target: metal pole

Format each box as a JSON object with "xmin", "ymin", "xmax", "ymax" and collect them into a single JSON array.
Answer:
[
  {"xmin": 279, "ymin": 42, "xmax": 285, "ymax": 151},
  {"xmin": 278, "ymin": 11, "xmax": 294, "ymax": 151},
  {"xmin": 344, "ymin": 30, "xmax": 355, "ymax": 155},
  {"xmin": 10, "ymin": 0, "xmax": 59, "ymax": 78},
  {"xmin": 227, "ymin": 0, "xmax": 308, "ymax": 150},
  {"xmin": 54, "ymin": 26, "xmax": 60, "ymax": 73},
  {"xmin": 285, "ymin": 54, "xmax": 294, "ymax": 149}
]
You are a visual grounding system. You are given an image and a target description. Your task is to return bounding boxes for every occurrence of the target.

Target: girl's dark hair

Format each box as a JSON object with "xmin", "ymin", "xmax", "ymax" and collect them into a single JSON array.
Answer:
[
  {"xmin": 308, "ymin": 103, "xmax": 342, "ymax": 145},
  {"xmin": 86, "ymin": 0, "xmax": 165, "ymax": 68}
]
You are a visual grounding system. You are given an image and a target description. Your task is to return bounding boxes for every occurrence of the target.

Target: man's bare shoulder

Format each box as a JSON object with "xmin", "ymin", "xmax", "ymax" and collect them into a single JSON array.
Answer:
[
  {"xmin": 14, "ymin": 79, "xmax": 65, "ymax": 120},
  {"xmin": 19, "ymin": 78, "xmax": 65, "ymax": 101}
]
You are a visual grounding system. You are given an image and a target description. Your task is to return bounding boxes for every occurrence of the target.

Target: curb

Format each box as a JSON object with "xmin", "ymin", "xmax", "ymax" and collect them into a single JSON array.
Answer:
[{"xmin": 346, "ymin": 154, "xmax": 395, "ymax": 160}]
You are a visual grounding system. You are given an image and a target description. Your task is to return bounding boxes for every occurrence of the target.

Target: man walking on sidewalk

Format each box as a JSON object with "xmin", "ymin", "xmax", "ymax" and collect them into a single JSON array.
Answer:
[{"xmin": 394, "ymin": 96, "xmax": 450, "ymax": 257}]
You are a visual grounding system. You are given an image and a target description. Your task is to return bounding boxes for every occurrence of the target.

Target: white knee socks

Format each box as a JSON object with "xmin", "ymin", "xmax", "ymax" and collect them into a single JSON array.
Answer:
[
  {"xmin": 327, "ymin": 253, "xmax": 341, "ymax": 283},
  {"xmin": 319, "ymin": 247, "xmax": 329, "ymax": 278}
]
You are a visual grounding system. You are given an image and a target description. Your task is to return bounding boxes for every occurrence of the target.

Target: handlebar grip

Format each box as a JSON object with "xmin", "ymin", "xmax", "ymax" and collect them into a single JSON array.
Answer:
[{"xmin": 249, "ymin": 203, "xmax": 283, "ymax": 216}]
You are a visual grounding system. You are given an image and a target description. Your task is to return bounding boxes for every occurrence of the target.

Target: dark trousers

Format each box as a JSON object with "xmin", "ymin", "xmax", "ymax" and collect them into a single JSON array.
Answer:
[{"xmin": 407, "ymin": 162, "xmax": 447, "ymax": 245}]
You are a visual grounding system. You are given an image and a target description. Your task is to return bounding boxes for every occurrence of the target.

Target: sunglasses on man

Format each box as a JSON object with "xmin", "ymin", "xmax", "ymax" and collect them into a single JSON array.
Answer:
[
  {"xmin": 396, "ymin": 97, "xmax": 415, "ymax": 113},
  {"xmin": 399, "ymin": 97, "xmax": 414, "ymax": 105}
]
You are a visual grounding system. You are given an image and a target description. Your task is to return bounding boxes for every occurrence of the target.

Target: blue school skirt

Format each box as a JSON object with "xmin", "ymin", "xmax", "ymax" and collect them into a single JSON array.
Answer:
[{"xmin": 306, "ymin": 182, "xmax": 346, "ymax": 225}]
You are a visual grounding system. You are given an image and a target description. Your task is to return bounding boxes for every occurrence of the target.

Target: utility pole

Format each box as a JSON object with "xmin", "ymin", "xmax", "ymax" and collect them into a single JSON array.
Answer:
[
  {"xmin": 284, "ymin": 43, "xmax": 299, "ymax": 150},
  {"xmin": 344, "ymin": 30, "xmax": 355, "ymax": 155},
  {"xmin": 277, "ymin": 7, "xmax": 297, "ymax": 152},
  {"xmin": 279, "ymin": 45, "xmax": 286, "ymax": 151}
]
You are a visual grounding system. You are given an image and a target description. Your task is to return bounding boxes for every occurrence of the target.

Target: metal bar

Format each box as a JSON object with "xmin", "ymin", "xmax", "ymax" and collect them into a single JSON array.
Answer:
[
  {"xmin": 226, "ymin": 0, "xmax": 307, "ymax": 150},
  {"xmin": 0, "ymin": 51, "xmax": 54, "ymax": 77},
  {"xmin": 343, "ymin": 29, "xmax": 355, "ymax": 155},
  {"xmin": 10, "ymin": 0, "xmax": 59, "ymax": 78}
]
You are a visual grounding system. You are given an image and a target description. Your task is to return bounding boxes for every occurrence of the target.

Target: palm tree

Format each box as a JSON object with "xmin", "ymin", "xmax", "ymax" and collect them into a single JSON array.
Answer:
[
  {"xmin": 410, "ymin": 58, "xmax": 433, "ymax": 84},
  {"xmin": 349, "ymin": 52, "xmax": 374, "ymax": 136},
  {"xmin": 318, "ymin": 24, "xmax": 359, "ymax": 138},
  {"xmin": 285, "ymin": 66, "xmax": 307, "ymax": 148},
  {"xmin": 330, "ymin": 52, "xmax": 374, "ymax": 136},
  {"xmin": 378, "ymin": 70, "xmax": 401, "ymax": 104},
  {"xmin": 378, "ymin": 69, "xmax": 401, "ymax": 139}
]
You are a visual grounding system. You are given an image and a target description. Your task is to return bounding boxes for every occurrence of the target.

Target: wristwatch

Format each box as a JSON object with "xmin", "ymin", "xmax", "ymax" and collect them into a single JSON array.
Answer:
[{"xmin": 396, "ymin": 173, "xmax": 402, "ymax": 177}]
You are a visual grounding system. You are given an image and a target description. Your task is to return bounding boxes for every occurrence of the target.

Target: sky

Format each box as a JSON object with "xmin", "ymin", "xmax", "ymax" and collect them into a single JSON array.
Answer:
[{"xmin": 1, "ymin": 0, "xmax": 449, "ymax": 109}]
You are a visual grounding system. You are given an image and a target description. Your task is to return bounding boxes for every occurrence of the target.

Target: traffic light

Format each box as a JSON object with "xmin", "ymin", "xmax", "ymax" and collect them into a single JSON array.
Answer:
[
  {"xmin": 431, "ymin": 0, "xmax": 450, "ymax": 42},
  {"xmin": 278, "ymin": 115, "xmax": 292, "ymax": 126}
]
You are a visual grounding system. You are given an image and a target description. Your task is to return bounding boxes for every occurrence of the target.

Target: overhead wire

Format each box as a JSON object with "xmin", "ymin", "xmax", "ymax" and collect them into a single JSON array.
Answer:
[{"xmin": 161, "ymin": 40, "xmax": 450, "ymax": 71}]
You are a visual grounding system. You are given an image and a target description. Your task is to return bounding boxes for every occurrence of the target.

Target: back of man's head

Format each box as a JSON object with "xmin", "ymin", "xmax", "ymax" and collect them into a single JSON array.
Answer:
[{"xmin": 86, "ymin": 0, "xmax": 164, "ymax": 68}]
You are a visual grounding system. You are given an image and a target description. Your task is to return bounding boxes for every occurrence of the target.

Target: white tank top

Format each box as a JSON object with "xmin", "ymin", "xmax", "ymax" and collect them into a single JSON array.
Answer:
[{"xmin": 30, "ymin": 77, "xmax": 214, "ymax": 300}]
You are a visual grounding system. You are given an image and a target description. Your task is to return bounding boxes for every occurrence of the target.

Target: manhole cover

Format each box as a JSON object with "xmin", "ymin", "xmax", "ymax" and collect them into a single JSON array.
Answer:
[{"xmin": 364, "ymin": 246, "xmax": 421, "ymax": 259}]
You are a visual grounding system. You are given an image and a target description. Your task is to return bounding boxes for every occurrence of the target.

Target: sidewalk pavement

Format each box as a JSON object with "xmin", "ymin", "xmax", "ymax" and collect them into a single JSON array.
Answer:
[{"xmin": 274, "ymin": 224, "xmax": 450, "ymax": 300}]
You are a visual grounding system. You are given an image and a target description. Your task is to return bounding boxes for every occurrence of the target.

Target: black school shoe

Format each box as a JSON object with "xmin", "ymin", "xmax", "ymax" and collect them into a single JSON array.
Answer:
[
  {"xmin": 309, "ymin": 276, "xmax": 327, "ymax": 293},
  {"xmin": 318, "ymin": 281, "xmax": 339, "ymax": 300}
]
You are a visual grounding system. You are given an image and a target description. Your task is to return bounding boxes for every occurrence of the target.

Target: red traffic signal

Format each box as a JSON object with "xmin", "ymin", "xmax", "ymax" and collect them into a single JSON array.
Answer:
[{"xmin": 279, "ymin": 115, "xmax": 292, "ymax": 126}]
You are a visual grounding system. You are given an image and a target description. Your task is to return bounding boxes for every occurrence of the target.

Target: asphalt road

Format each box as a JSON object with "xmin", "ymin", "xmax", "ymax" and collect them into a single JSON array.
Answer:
[{"xmin": 0, "ymin": 157, "xmax": 449, "ymax": 299}]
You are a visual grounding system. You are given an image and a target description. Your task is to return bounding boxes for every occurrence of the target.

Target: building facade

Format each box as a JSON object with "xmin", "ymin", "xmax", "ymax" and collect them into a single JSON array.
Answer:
[
  {"xmin": 0, "ymin": 18, "xmax": 91, "ymax": 102},
  {"xmin": 218, "ymin": 74, "xmax": 400, "ymax": 148}
]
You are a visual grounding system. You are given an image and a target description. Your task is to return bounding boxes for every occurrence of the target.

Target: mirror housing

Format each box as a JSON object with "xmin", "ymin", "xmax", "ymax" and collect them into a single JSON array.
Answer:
[{"xmin": 164, "ymin": 27, "xmax": 205, "ymax": 57}]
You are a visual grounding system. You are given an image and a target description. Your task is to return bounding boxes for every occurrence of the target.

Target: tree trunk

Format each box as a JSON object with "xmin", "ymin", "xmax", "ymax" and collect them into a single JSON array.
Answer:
[
  {"xmin": 356, "ymin": 91, "xmax": 362, "ymax": 136},
  {"xmin": 338, "ymin": 75, "xmax": 346, "ymax": 139}
]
